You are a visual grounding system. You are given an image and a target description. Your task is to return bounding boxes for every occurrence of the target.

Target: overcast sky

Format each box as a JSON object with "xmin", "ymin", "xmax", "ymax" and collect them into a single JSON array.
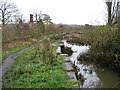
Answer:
[{"xmin": 12, "ymin": 0, "xmax": 107, "ymax": 25}]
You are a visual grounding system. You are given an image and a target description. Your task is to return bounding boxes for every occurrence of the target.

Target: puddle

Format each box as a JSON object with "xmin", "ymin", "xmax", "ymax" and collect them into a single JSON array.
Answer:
[{"xmin": 56, "ymin": 40, "xmax": 119, "ymax": 88}]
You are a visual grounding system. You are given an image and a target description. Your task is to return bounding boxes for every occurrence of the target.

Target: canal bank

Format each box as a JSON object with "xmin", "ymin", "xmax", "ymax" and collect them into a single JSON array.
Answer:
[{"xmin": 57, "ymin": 40, "xmax": 119, "ymax": 88}]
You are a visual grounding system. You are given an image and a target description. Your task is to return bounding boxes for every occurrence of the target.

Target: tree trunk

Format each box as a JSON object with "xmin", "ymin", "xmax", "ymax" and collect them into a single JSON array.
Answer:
[
  {"xmin": 118, "ymin": 9, "xmax": 120, "ymax": 31},
  {"xmin": 107, "ymin": 2, "xmax": 112, "ymax": 26},
  {"xmin": 2, "ymin": 10, "xmax": 5, "ymax": 25}
]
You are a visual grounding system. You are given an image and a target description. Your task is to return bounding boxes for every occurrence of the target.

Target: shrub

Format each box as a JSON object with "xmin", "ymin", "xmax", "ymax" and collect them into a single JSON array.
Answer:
[{"xmin": 79, "ymin": 26, "xmax": 120, "ymax": 72}]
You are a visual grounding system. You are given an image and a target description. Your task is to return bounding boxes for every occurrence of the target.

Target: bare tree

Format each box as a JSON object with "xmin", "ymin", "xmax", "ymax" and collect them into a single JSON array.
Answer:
[
  {"xmin": 14, "ymin": 14, "xmax": 26, "ymax": 24},
  {"xmin": 33, "ymin": 10, "xmax": 45, "ymax": 33},
  {"xmin": 105, "ymin": 0, "xmax": 119, "ymax": 26},
  {"xmin": 117, "ymin": 2, "xmax": 120, "ymax": 30},
  {"xmin": 33, "ymin": 10, "xmax": 43, "ymax": 23},
  {"xmin": 43, "ymin": 14, "xmax": 53, "ymax": 24},
  {"xmin": 0, "ymin": 0, "xmax": 19, "ymax": 25}
]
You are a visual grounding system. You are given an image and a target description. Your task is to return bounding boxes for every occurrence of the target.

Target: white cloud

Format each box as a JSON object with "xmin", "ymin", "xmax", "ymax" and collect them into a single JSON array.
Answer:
[{"xmin": 12, "ymin": 0, "xmax": 107, "ymax": 25}]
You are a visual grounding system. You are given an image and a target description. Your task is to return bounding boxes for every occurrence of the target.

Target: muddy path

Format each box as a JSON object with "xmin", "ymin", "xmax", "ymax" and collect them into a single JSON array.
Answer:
[
  {"xmin": 0, "ymin": 38, "xmax": 47, "ymax": 75},
  {"xmin": 0, "ymin": 45, "xmax": 33, "ymax": 75},
  {"xmin": 0, "ymin": 37, "xmax": 47, "ymax": 88},
  {"xmin": 1, "ymin": 32, "xmax": 77, "ymax": 75},
  {"xmin": 0, "ymin": 32, "xmax": 85, "ymax": 88}
]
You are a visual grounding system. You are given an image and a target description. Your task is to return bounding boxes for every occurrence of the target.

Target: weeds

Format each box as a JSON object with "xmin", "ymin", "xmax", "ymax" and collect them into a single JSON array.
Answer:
[
  {"xmin": 2, "ymin": 23, "xmax": 63, "ymax": 59},
  {"xmin": 2, "ymin": 40, "xmax": 75, "ymax": 88},
  {"xmin": 78, "ymin": 26, "xmax": 120, "ymax": 72},
  {"xmin": 2, "ymin": 37, "xmax": 39, "ymax": 63}
]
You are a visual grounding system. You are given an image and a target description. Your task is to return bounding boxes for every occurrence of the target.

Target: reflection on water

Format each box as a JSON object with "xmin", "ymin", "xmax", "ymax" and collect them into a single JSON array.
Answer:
[
  {"xmin": 57, "ymin": 40, "xmax": 119, "ymax": 88},
  {"xmin": 78, "ymin": 64, "xmax": 102, "ymax": 88}
]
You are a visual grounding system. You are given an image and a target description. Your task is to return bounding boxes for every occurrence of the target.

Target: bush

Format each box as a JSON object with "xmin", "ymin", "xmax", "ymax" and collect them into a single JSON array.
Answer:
[{"xmin": 79, "ymin": 26, "xmax": 120, "ymax": 72}]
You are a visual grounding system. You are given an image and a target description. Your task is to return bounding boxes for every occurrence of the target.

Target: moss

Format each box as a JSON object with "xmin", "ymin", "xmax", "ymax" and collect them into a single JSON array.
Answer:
[
  {"xmin": 67, "ymin": 81, "xmax": 80, "ymax": 87},
  {"xmin": 64, "ymin": 69, "xmax": 75, "ymax": 72},
  {"xmin": 64, "ymin": 60, "xmax": 71, "ymax": 62}
]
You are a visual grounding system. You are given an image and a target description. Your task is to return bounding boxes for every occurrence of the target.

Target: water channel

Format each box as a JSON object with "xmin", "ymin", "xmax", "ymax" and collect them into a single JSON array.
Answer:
[{"xmin": 56, "ymin": 40, "xmax": 119, "ymax": 88}]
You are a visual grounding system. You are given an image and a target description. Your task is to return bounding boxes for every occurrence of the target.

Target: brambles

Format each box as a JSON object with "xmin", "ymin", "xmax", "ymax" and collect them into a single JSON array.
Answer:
[
  {"xmin": 78, "ymin": 26, "xmax": 120, "ymax": 71},
  {"xmin": 31, "ymin": 39, "xmax": 57, "ymax": 65}
]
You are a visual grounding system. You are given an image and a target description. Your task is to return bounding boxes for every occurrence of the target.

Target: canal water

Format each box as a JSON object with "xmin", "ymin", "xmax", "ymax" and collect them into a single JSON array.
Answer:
[{"xmin": 56, "ymin": 40, "xmax": 119, "ymax": 88}]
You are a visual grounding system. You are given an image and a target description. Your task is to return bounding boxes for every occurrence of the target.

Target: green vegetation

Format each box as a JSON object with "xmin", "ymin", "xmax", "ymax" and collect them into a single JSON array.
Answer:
[
  {"xmin": 39, "ymin": 19, "xmax": 45, "ymax": 33},
  {"xmin": 56, "ymin": 25, "xmax": 120, "ymax": 72},
  {"xmin": 1, "ymin": 0, "xmax": 119, "ymax": 88},
  {"xmin": 2, "ymin": 23, "xmax": 63, "ymax": 63},
  {"xmin": 79, "ymin": 26, "xmax": 120, "ymax": 72},
  {"xmin": 2, "ymin": 45, "xmax": 27, "ymax": 62},
  {"xmin": 2, "ymin": 39, "xmax": 78, "ymax": 88},
  {"xmin": 2, "ymin": 37, "xmax": 39, "ymax": 63},
  {"xmin": 2, "ymin": 22, "xmax": 119, "ymax": 88}
]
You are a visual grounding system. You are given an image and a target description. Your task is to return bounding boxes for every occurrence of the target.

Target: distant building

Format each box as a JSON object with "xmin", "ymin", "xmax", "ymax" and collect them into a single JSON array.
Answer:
[{"xmin": 30, "ymin": 14, "xmax": 33, "ymax": 23}]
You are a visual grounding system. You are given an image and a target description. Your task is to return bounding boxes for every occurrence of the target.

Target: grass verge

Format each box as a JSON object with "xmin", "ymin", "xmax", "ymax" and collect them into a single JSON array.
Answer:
[
  {"xmin": 2, "ymin": 37, "xmax": 40, "ymax": 64},
  {"xmin": 2, "ymin": 45, "xmax": 27, "ymax": 61},
  {"xmin": 2, "ymin": 39, "xmax": 78, "ymax": 88}
]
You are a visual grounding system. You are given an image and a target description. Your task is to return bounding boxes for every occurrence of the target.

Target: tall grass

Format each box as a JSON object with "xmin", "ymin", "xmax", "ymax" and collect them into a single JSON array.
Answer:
[
  {"xmin": 2, "ymin": 23, "xmax": 63, "ymax": 53},
  {"xmin": 44, "ymin": 24, "xmax": 63, "ymax": 34},
  {"xmin": 2, "ymin": 23, "xmax": 41, "ymax": 42}
]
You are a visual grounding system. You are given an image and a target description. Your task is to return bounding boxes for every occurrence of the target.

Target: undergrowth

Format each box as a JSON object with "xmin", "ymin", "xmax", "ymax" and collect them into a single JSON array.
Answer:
[
  {"xmin": 2, "ymin": 40, "xmax": 77, "ymax": 88},
  {"xmin": 79, "ymin": 26, "xmax": 120, "ymax": 72},
  {"xmin": 2, "ymin": 37, "xmax": 39, "ymax": 63}
]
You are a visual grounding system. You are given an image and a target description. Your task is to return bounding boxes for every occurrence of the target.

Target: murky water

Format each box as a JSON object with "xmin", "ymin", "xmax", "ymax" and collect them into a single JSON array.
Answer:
[{"xmin": 56, "ymin": 40, "xmax": 119, "ymax": 88}]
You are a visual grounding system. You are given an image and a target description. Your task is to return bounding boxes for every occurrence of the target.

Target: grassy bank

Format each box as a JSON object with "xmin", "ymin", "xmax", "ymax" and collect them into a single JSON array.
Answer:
[
  {"xmin": 2, "ymin": 23, "xmax": 64, "ymax": 63},
  {"xmin": 2, "ymin": 39, "xmax": 78, "ymax": 88},
  {"xmin": 2, "ymin": 37, "xmax": 39, "ymax": 63}
]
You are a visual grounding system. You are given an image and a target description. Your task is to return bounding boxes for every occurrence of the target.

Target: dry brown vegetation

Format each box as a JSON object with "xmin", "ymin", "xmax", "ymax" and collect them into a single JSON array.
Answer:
[
  {"xmin": 2, "ymin": 23, "xmax": 64, "ymax": 52},
  {"xmin": 54, "ymin": 30, "xmax": 93, "ymax": 45},
  {"xmin": 2, "ymin": 24, "xmax": 38, "ymax": 52}
]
